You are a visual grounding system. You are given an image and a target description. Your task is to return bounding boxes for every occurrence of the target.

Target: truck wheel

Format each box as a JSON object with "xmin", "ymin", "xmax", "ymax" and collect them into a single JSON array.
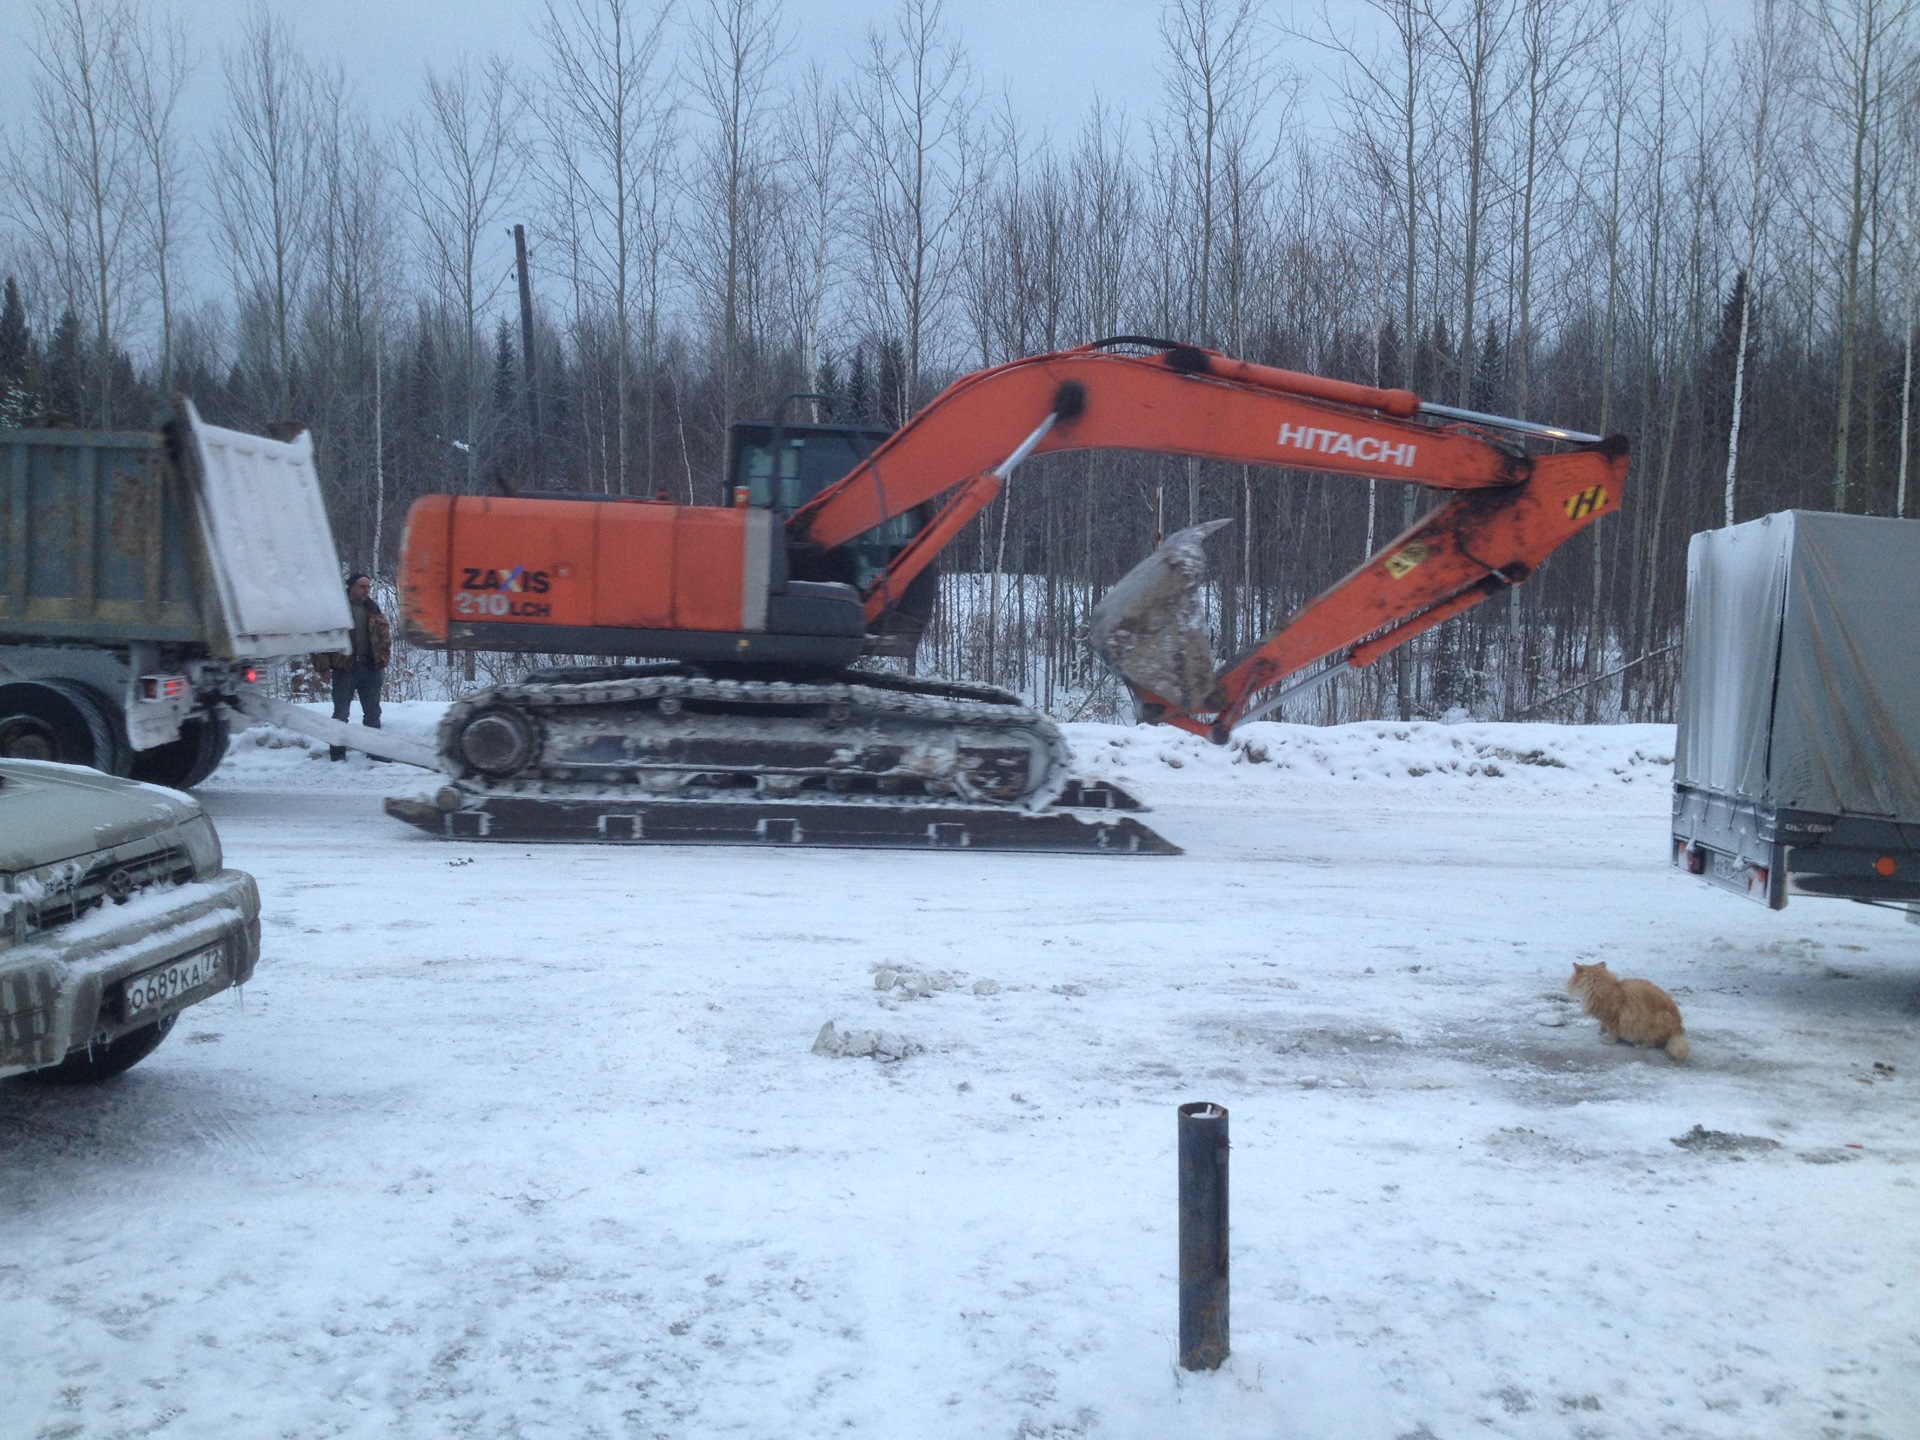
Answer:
[
  {"xmin": 0, "ymin": 680, "xmax": 132, "ymax": 776},
  {"xmin": 131, "ymin": 711, "xmax": 231, "ymax": 790},
  {"xmin": 17, "ymin": 1015, "xmax": 177, "ymax": 1084}
]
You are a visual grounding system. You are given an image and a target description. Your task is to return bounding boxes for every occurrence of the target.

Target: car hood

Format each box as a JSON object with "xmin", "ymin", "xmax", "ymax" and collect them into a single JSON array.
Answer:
[{"xmin": 0, "ymin": 760, "xmax": 204, "ymax": 872}]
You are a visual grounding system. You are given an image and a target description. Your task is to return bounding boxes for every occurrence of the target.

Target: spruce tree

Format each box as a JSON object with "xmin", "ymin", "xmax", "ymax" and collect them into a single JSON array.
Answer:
[
  {"xmin": 46, "ymin": 309, "xmax": 84, "ymax": 425},
  {"xmin": 0, "ymin": 278, "xmax": 35, "ymax": 425}
]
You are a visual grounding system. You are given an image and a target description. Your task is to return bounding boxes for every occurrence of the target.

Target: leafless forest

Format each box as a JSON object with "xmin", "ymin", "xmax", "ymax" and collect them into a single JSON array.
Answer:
[{"xmin": 4, "ymin": 0, "xmax": 1917, "ymax": 722}]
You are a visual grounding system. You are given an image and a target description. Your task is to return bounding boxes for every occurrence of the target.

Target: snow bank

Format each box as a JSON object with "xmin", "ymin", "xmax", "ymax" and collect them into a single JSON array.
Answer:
[
  {"xmin": 205, "ymin": 700, "xmax": 448, "ymax": 793},
  {"xmin": 205, "ymin": 699, "xmax": 1676, "ymax": 812},
  {"xmin": 1072, "ymin": 716, "xmax": 1675, "ymax": 809}
]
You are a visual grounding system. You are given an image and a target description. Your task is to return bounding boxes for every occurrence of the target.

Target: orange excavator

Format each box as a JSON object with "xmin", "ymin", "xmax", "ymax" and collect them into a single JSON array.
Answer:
[{"xmin": 387, "ymin": 338, "xmax": 1627, "ymax": 852}]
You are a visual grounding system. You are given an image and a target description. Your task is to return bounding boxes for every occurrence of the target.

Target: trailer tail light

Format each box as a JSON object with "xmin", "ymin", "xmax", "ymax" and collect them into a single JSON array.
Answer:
[
  {"xmin": 1684, "ymin": 845, "xmax": 1706, "ymax": 875},
  {"xmin": 1876, "ymin": 856, "xmax": 1898, "ymax": 876},
  {"xmin": 138, "ymin": 675, "xmax": 189, "ymax": 701}
]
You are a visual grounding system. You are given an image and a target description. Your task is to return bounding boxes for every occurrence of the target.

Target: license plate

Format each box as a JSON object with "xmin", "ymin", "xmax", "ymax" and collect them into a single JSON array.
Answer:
[{"xmin": 123, "ymin": 946, "xmax": 226, "ymax": 1019}]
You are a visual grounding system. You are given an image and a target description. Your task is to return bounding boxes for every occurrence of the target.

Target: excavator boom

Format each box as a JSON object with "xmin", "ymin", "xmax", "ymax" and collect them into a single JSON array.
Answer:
[
  {"xmin": 791, "ymin": 339, "xmax": 1625, "ymax": 736},
  {"xmin": 791, "ymin": 345, "xmax": 1525, "ymax": 553}
]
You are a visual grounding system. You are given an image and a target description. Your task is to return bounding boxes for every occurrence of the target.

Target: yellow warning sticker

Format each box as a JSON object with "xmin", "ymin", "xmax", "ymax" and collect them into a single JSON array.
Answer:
[
  {"xmin": 1564, "ymin": 485, "xmax": 1608, "ymax": 520},
  {"xmin": 1384, "ymin": 542, "xmax": 1431, "ymax": 579}
]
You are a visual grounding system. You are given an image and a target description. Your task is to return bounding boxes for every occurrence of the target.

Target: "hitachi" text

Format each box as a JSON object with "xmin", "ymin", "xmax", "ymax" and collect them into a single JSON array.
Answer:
[{"xmin": 1277, "ymin": 423, "xmax": 1417, "ymax": 468}]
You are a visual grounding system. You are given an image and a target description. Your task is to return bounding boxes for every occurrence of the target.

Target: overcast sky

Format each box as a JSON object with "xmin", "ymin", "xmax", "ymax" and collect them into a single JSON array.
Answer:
[
  {"xmin": 0, "ymin": 0, "xmax": 1185, "ymax": 140},
  {"xmin": 0, "ymin": 0, "xmax": 1737, "ymax": 326},
  {"xmin": 0, "ymin": 1, "xmax": 1746, "ymax": 142}
]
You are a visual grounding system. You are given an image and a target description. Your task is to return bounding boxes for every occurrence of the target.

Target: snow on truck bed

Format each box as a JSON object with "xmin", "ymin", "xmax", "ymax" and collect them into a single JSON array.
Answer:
[{"xmin": 5, "ymin": 712, "xmax": 1916, "ymax": 1440}]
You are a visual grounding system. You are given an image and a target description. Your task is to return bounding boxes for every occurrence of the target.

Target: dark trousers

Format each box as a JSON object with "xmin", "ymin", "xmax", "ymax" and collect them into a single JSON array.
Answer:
[{"xmin": 329, "ymin": 660, "xmax": 383, "ymax": 758}]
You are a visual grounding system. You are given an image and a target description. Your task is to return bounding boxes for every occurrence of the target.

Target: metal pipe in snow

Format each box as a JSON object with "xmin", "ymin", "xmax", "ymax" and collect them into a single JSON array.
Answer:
[{"xmin": 1178, "ymin": 1100, "xmax": 1230, "ymax": 1371}]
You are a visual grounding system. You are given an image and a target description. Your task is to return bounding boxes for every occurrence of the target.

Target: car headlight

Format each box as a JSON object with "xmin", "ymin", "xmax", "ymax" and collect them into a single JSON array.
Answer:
[{"xmin": 177, "ymin": 814, "xmax": 223, "ymax": 877}]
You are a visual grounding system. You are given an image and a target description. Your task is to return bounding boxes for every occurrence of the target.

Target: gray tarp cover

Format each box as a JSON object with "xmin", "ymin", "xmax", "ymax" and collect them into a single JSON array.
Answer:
[{"xmin": 1675, "ymin": 510, "xmax": 1920, "ymax": 818}]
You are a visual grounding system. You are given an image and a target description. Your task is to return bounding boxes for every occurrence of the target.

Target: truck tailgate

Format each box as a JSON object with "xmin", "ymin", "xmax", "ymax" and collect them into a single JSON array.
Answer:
[{"xmin": 181, "ymin": 400, "xmax": 351, "ymax": 658}]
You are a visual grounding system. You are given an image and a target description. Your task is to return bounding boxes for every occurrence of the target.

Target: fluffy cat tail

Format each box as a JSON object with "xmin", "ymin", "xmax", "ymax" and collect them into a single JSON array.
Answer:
[{"xmin": 1665, "ymin": 1034, "xmax": 1690, "ymax": 1062}]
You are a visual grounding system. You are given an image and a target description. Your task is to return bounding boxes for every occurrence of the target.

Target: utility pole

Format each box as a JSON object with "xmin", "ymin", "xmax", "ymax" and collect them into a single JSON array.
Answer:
[{"xmin": 513, "ymin": 224, "xmax": 540, "ymax": 470}]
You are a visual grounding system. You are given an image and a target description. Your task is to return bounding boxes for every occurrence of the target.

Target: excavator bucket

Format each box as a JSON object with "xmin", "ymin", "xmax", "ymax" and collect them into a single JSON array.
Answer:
[{"xmin": 1090, "ymin": 519, "xmax": 1231, "ymax": 712}]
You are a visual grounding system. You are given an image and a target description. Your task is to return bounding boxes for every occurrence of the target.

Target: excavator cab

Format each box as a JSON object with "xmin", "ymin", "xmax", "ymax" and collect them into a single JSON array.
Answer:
[
  {"xmin": 726, "ymin": 405, "xmax": 939, "ymax": 654},
  {"xmin": 727, "ymin": 418, "xmax": 890, "ymax": 516}
]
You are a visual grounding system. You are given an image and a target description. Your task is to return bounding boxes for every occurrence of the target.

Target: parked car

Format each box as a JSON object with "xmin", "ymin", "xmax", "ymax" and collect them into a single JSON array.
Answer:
[{"xmin": 1, "ymin": 758, "xmax": 260, "ymax": 1082}]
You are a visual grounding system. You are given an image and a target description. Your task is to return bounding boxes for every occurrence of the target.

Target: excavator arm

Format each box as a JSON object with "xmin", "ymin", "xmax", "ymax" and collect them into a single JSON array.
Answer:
[{"xmin": 791, "ymin": 340, "xmax": 1627, "ymax": 739}]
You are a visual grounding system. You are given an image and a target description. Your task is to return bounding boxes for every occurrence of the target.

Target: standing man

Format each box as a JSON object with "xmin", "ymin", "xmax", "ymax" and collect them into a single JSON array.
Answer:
[{"xmin": 311, "ymin": 573, "xmax": 391, "ymax": 760}]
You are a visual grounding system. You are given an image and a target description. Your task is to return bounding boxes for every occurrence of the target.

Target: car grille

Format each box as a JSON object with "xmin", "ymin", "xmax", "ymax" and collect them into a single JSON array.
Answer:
[{"xmin": 6, "ymin": 844, "xmax": 195, "ymax": 941}]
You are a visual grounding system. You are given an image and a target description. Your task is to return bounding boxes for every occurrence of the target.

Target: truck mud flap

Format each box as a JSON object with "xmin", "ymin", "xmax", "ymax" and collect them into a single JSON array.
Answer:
[{"xmin": 383, "ymin": 779, "xmax": 1179, "ymax": 855}]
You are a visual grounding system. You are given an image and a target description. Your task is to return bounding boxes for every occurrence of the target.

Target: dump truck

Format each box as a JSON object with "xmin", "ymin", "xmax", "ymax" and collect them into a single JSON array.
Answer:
[
  {"xmin": 1672, "ymin": 510, "xmax": 1920, "ymax": 916},
  {"xmin": 0, "ymin": 402, "xmax": 352, "ymax": 788}
]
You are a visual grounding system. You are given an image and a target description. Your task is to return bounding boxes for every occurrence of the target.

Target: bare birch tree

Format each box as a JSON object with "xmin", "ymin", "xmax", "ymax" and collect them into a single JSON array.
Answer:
[
  {"xmin": 304, "ymin": 77, "xmax": 398, "ymax": 567},
  {"xmin": 1423, "ymin": 0, "xmax": 1515, "ymax": 408},
  {"xmin": 686, "ymin": 0, "xmax": 789, "ymax": 465},
  {"xmin": 1723, "ymin": 0, "xmax": 1794, "ymax": 522},
  {"xmin": 211, "ymin": 7, "xmax": 319, "ymax": 419},
  {"xmin": 119, "ymin": 1, "xmax": 192, "ymax": 394},
  {"xmin": 538, "ymin": 0, "xmax": 674, "ymax": 493},
  {"xmin": 402, "ymin": 56, "xmax": 523, "ymax": 491},
  {"xmin": 1322, "ymin": 0, "xmax": 1431, "ymax": 717},
  {"xmin": 851, "ymin": 0, "xmax": 976, "ymax": 418},
  {"xmin": 1504, "ymin": 0, "xmax": 1586, "ymax": 421},
  {"xmin": 1799, "ymin": 0, "xmax": 1918, "ymax": 508},
  {"xmin": 7, "ymin": 0, "xmax": 140, "ymax": 423},
  {"xmin": 1160, "ymin": 0, "xmax": 1270, "ymax": 347},
  {"xmin": 776, "ymin": 62, "xmax": 846, "ymax": 409},
  {"xmin": 1897, "ymin": 74, "xmax": 1920, "ymax": 516},
  {"xmin": 1161, "ymin": 0, "xmax": 1290, "ymax": 544}
]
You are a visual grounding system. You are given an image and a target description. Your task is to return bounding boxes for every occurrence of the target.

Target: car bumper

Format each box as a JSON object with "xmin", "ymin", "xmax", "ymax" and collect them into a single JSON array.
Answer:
[{"xmin": 0, "ymin": 869, "xmax": 261, "ymax": 1078}]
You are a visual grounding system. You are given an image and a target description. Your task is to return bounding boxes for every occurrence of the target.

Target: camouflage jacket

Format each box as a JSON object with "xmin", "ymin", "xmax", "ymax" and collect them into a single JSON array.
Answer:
[{"xmin": 311, "ymin": 597, "xmax": 392, "ymax": 671}]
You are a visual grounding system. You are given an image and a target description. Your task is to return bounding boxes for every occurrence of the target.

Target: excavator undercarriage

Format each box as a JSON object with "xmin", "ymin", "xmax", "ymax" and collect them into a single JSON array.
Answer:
[{"xmin": 382, "ymin": 663, "xmax": 1173, "ymax": 852}]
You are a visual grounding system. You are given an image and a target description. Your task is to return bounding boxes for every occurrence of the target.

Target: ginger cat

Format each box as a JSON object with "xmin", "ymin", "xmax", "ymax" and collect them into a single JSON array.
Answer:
[{"xmin": 1567, "ymin": 961, "xmax": 1690, "ymax": 1061}]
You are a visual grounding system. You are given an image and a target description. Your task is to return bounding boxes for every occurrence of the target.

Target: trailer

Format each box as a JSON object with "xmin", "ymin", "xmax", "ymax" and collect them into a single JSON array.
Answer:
[
  {"xmin": 1, "ymin": 401, "xmax": 351, "ymax": 788},
  {"xmin": 1671, "ymin": 510, "xmax": 1920, "ymax": 918}
]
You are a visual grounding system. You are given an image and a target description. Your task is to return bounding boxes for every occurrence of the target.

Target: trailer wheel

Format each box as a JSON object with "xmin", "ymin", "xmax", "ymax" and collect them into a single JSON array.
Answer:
[
  {"xmin": 131, "ymin": 710, "xmax": 231, "ymax": 790},
  {"xmin": 15, "ymin": 1016, "xmax": 176, "ymax": 1084},
  {"xmin": 0, "ymin": 680, "xmax": 132, "ymax": 776}
]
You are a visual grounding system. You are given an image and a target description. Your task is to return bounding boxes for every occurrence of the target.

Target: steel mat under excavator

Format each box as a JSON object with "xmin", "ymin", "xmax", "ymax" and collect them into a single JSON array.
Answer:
[{"xmin": 383, "ymin": 777, "xmax": 1179, "ymax": 853}]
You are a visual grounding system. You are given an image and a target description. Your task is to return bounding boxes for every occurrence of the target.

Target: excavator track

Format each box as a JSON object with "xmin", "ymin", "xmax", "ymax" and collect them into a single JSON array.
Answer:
[{"xmin": 383, "ymin": 664, "xmax": 1177, "ymax": 853}]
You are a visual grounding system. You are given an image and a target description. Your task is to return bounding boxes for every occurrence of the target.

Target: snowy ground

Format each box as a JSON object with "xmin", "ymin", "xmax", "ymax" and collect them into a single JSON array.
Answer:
[{"xmin": 4, "ymin": 711, "xmax": 1918, "ymax": 1439}]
